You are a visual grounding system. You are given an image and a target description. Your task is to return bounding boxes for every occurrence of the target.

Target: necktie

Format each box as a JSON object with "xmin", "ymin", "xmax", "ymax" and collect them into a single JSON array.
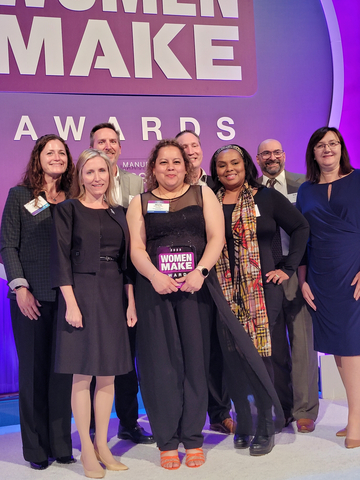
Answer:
[{"xmin": 266, "ymin": 178, "xmax": 283, "ymax": 266}]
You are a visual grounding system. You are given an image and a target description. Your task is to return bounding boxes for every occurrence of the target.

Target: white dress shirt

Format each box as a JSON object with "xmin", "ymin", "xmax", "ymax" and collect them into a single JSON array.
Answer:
[
  {"xmin": 113, "ymin": 165, "xmax": 123, "ymax": 206},
  {"xmin": 197, "ymin": 168, "xmax": 209, "ymax": 186}
]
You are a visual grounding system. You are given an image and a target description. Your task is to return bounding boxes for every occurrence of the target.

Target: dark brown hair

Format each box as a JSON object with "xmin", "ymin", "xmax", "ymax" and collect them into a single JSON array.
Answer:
[
  {"xmin": 20, "ymin": 134, "xmax": 74, "ymax": 199},
  {"xmin": 145, "ymin": 139, "xmax": 195, "ymax": 191},
  {"xmin": 90, "ymin": 123, "xmax": 121, "ymax": 147},
  {"xmin": 175, "ymin": 130, "xmax": 201, "ymax": 145},
  {"xmin": 306, "ymin": 127, "xmax": 353, "ymax": 183}
]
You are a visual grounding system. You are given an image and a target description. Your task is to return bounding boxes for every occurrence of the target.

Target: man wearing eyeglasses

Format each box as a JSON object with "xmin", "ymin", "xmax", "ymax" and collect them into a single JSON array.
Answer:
[{"xmin": 256, "ymin": 139, "xmax": 319, "ymax": 434}]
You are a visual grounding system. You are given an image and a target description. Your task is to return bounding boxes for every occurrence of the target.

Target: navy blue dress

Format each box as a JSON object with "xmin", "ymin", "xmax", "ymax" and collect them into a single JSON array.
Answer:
[{"xmin": 297, "ymin": 170, "xmax": 360, "ymax": 355}]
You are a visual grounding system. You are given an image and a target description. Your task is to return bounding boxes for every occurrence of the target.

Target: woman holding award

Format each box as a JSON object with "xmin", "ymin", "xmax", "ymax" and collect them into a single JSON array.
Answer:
[{"xmin": 127, "ymin": 139, "xmax": 284, "ymax": 470}]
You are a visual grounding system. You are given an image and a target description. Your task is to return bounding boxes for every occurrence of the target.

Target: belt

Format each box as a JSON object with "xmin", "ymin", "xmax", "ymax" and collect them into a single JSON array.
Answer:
[{"xmin": 100, "ymin": 256, "xmax": 118, "ymax": 262}]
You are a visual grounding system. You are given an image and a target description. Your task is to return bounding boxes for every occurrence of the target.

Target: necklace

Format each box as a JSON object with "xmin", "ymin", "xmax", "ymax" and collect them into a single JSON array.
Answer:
[
  {"xmin": 45, "ymin": 190, "xmax": 62, "ymax": 202},
  {"xmin": 156, "ymin": 184, "xmax": 187, "ymax": 200}
]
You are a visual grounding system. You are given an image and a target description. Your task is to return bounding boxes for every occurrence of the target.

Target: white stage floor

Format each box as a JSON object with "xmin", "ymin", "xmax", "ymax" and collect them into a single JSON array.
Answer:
[{"xmin": 0, "ymin": 399, "xmax": 359, "ymax": 480}]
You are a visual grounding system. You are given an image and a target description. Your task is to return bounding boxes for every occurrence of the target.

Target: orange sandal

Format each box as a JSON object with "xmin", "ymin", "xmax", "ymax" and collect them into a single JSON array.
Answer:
[
  {"xmin": 185, "ymin": 448, "xmax": 205, "ymax": 468},
  {"xmin": 160, "ymin": 451, "xmax": 181, "ymax": 470}
]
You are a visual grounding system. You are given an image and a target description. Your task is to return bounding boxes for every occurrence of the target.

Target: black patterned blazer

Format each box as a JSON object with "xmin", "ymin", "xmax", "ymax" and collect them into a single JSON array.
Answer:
[{"xmin": 0, "ymin": 186, "xmax": 56, "ymax": 301}]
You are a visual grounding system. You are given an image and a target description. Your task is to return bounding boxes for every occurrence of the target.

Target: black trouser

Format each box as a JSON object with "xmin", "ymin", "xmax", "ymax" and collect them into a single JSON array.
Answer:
[
  {"xmin": 114, "ymin": 325, "xmax": 139, "ymax": 428},
  {"xmin": 136, "ymin": 279, "xmax": 212, "ymax": 451},
  {"xmin": 207, "ymin": 319, "xmax": 232, "ymax": 424},
  {"xmin": 10, "ymin": 300, "xmax": 72, "ymax": 463}
]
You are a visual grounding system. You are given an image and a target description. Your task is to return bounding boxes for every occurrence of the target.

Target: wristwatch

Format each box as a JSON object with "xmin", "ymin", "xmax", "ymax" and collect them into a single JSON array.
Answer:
[{"xmin": 196, "ymin": 265, "xmax": 209, "ymax": 278}]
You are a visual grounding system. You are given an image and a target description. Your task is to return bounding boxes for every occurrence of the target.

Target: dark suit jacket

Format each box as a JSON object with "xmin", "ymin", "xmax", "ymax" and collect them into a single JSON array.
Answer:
[
  {"xmin": 259, "ymin": 171, "xmax": 307, "ymax": 301},
  {"xmin": 0, "ymin": 186, "xmax": 56, "ymax": 301},
  {"xmin": 51, "ymin": 199, "xmax": 130, "ymax": 288},
  {"xmin": 205, "ymin": 175, "xmax": 216, "ymax": 190}
]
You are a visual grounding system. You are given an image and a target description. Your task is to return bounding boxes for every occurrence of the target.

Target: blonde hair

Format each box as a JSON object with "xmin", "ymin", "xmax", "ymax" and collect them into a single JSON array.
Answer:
[{"xmin": 72, "ymin": 149, "xmax": 117, "ymax": 207}]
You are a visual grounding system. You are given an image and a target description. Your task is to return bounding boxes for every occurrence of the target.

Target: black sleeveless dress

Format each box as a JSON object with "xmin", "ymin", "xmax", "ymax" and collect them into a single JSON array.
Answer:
[{"xmin": 136, "ymin": 186, "xmax": 284, "ymax": 451}]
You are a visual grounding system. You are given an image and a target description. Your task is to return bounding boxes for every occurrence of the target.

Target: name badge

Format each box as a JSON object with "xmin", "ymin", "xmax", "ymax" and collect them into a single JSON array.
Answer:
[
  {"xmin": 255, "ymin": 204, "xmax": 260, "ymax": 217},
  {"xmin": 147, "ymin": 200, "xmax": 170, "ymax": 213},
  {"xmin": 24, "ymin": 196, "xmax": 50, "ymax": 216},
  {"xmin": 157, "ymin": 246, "xmax": 196, "ymax": 288},
  {"xmin": 287, "ymin": 192, "xmax": 297, "ymax": 204}
]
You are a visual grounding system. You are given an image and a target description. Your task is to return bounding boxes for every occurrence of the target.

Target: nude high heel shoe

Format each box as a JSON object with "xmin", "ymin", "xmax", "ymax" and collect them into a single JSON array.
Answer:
[
  {"xmin": 94, "ymin": 449, "xmax": 128, "ymax": 471},
  {"xmin": 80, "ymin": 456, "xmax": 105, "ymax": 479},
  {"xmin": 345, "ymin": 438, "xmax": 360, "ymax": 449}
]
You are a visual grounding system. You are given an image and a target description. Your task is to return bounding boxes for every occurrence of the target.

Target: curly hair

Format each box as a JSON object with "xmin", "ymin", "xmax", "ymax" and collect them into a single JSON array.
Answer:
[
  {"xmin": 210, "ymin": 144, "xmax": 261, "ymax": 193},
  {"xmin": 145, "ymin": 139, "xmax": 195, "ymax": 191},
  {"xmin": 305, "ymin": 127, "xmax": 353, "ymax": 183},
  {"xmin": 72, "ymin": 149, "xmax": 117, "ymax": 207},
  {"xmin": 20, "ymin": 134, "xmax": 74, "ymax": 199}
]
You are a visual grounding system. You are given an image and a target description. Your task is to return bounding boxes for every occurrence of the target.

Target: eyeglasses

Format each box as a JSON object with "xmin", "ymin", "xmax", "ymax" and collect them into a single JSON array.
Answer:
[
  {"xmin": 258, "ymin": 150, "xmax": 284, "ymax": 160},
  {"xmin": 314, "ymin": 141, "xmax": 340, "ymax": 151}
]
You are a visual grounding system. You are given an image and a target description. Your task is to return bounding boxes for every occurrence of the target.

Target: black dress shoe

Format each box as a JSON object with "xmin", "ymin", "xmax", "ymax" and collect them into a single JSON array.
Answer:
[
  {"xmin": 234, "ymin": 434, "xmax": 250, "ymax": 449},
  {"xmin": 118, "ymin": 423, "xmax": 155, "ymax": 444},
  {"xmin": 249, "ymin": 434, "xmax": 274, "ymax": 456},
  {"xmin": 30, "ymin": 460, "xmax": 49, "ymax": 470},
  {"xmin": 56, "ymin": 455, "xmax": 76, "ymax": 464}
]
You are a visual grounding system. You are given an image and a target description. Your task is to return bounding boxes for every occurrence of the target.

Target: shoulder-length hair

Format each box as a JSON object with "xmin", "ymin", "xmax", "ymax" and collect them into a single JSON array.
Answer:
[
  {"xmin": 20, "ymin": 134, "xmax": 74, "ymax": 198},
  {"xmin": 210, "ymin": 144, "xmax": 261, "ymax": 193},
  {"xmin": 72, "ymin": 149, "xmax": 117, "ymax": 207},
  {"xmin": 145, "ymin": 139, "xmax": 195, "ymax": 191},
  {"xmin": 306, "ymin": 127, "xmax": 353, "ymax": 183}
]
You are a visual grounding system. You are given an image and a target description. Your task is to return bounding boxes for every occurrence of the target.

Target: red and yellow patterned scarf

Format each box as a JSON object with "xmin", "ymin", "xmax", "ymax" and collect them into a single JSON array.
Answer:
[{"xmin": 216, "ymin": 183, "xmax": 271, "ymax": 356}]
